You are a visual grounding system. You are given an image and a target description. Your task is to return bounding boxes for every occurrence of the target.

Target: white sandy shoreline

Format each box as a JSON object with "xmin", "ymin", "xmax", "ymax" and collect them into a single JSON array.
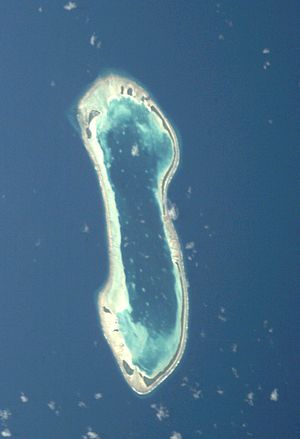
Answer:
[{"xmin": 77, "ymin": 74, "xmax": 189, "ymax": 394}]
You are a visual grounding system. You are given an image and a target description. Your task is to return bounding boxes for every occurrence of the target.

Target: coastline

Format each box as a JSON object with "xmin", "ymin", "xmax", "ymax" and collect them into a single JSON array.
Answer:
[{"xmin": 77, "ymin": 74, "xmax": 189, "ymax": 394}]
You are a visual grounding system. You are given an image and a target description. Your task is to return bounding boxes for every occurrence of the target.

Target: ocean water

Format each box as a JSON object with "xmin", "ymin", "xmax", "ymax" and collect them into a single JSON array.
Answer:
[{"xmin": 0, "ymin": 1, "xmax": 299, "ymax": 438}]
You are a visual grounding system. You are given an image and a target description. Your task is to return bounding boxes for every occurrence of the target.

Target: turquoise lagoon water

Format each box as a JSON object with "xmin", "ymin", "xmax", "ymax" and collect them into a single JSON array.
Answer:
[{"xmin": 98, "ymin": 97, "xmax": 179, "ymax": 374}]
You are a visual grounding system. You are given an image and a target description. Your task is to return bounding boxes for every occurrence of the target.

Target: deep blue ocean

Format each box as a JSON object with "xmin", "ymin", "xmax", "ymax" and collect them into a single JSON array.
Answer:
[{"xmin": 0, "ymin": 1, "xmax": 299, "ymax": 438}]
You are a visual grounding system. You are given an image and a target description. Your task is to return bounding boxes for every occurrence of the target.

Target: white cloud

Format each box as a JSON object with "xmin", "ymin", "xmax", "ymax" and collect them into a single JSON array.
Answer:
[
  {"xmin": 131, "ymin": 144, "xmax": 140, "ymax": 157},
  {"xmin": 78, "ymin": 401, "xmax": 87, "ymax": 409},
  {"xmin": 231, "ymin": 343, "xmax": 238, "ymax": 353},
  {"xmin": 82, "ymin": 426, "xmax": 100, "ymax": 439},
  {"xmin": 185, "ymin": 241, "xmax": 195, "ymax": 250},
  {"xmin": 231, "ymin": 367, "xmax": 239, "ymax": 379},
  {"xmin": 150, "ymin": 403, "xmax": 169, "ymax": 421},
  {"xmin": 64, "ymin": 2, "xmax": 77, "ymax": 11},
  {"xmin": 90, "ymin": 33, "xmax": 102, "ymax": 49},
  {"xmin": 245, "ymin": 392, "xmax": 255, "ymax": 406},
  {"xmin": 0, "ymin": 409, "xmax": 11, "ymax": 423},
  {"xmin": 47, "ymin": 401, "xmax": 60, "ymax": 416},
  {"xmin": 47, "ymin": 401, "xmax": 56, "ymax": 411},
  {"xmin": 191, "ymin": 386, "xmax": 203, "ymax": 399},
  {"xmin": 20, "ymin": 392, "xmax": 29, "ymax": 403},
  {"xmin": 270, "ymin": 388, "xmax": 279, "ymax": 402},
  {"xmin": 217, "ymin": 387, "xmax": 224, "ymax": 395},
  {"xmin": 82, "ymin": 223, "xmax": 90, "ymax": 233}
]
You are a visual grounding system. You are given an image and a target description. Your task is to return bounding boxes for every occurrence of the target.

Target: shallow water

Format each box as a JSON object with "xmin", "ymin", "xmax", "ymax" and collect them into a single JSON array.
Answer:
[{"xmin": 98, "ymin": 97, "xmax": 179, "ymax": 373}]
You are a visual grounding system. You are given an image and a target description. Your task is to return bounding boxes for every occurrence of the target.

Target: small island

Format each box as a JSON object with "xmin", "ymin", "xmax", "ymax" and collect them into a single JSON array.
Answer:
[{"xmin": 76, "ymin": 73, "xmax": 189, "ymax": 394}]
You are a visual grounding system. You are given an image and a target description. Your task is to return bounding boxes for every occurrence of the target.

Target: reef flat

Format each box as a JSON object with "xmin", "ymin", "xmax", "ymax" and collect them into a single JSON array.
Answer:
[{"xmin": 76, "ymin": 74, "xmax": 188, "ymax": 394}]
